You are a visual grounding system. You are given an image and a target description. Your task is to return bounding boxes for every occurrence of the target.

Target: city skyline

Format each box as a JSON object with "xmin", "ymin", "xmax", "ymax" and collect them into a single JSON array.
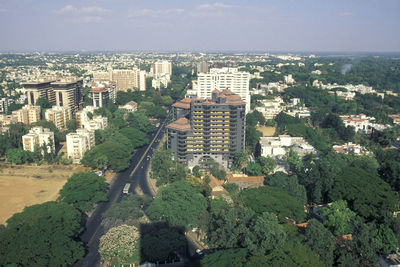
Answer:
[{"xmin": 0, "ymin": 0, "xmax": 399, "ymax": 52}]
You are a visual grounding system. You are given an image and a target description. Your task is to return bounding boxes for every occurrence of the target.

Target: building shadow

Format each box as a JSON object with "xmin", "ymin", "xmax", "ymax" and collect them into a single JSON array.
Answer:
[{"xmin": 139, "ymin": 222, "xmax": 187, "ymax": 266}]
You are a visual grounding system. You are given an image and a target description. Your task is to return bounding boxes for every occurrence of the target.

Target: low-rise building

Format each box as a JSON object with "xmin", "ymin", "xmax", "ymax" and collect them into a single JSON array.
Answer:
[
  {"xmin": 45, "ymin": 106, "xmax": 72, "ymax": 130},
  {"xmin": 22, "ymin": 126, "xmax": 55, "ymax": 154},
  {"xmin": 12, "ymin": 105, "xmax": 41, "ymax": 125},
  {"xmin": 84, "ymin": 116, "xmax": 108, "ymax": 131},
  {"xmin": 0, "ymin": 114, "xmax": 18, "ymax": 127},
  {"xmin": 118, "ymin": 101, "xmax": 138, "ymax": 115},
  {"xmin": 340, "ymin": 114, "xmax": 391, "ymax": 134},
  {"xmin": 66, "ymin": 129, "xmax": 95, "ymax": 163},
  {"xmin": 255, "ymin": 96, "xmax": 285, "ymax": 120},
  {"xmin": 260, "ymin": 135, "xmax": 316, "ymax": 158},
  {"xmin": 333, "ymin": 142, "xmax": 371, "ymax": 155}
]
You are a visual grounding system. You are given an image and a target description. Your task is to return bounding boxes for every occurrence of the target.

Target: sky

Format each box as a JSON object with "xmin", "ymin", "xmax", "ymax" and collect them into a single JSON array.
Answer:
[{"xmin": 0, "ymin": 0, "xmax": 399, "ymax": 52}]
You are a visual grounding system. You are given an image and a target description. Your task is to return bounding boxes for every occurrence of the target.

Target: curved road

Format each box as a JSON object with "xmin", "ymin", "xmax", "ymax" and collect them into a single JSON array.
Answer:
[{"xmin": 75, "ymin": 119, "xmax": 167, "ymax": 267}]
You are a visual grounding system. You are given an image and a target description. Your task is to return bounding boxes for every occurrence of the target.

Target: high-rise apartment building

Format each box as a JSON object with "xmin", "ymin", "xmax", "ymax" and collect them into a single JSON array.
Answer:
[
  {"xmin": 93, "ymin": 68, "xmax": 146, "ymax": 92},
  {"xmin": 167, "ymin": 89, "xmax": 246, "ymax": 168},
  {"xmin": 24, "ymin": 80, "xmax": 56, "ymax": 105},
  {"xmin": 197, "ymin": 62, "xmax": 209, "ymax": 74},
  {"xmin": 45, "ymin": 106, "xmax": 73, "ymax": 130},
  {"xmin": 66, "ymin": 128, "xmax": 95, "ymax": 163},
  {"xmin": 194, "ymin": 67, "xmax": 251, "ymax": 113},
  {"xmin": 150, "ymin": 60, "xmax": 172, "ymax": 75},
  {"xmin": 22, "ymin": 126, "xmax": 55, "ymax": 154},
  {"xmin": 90, "ymin": 81, "xmax": 116, "ymax": 107},
  {"xmin": 12, "ymin": 105, "xmax": 41, "ymax": 125},
  {"xmin": 52, "ymin": 78, "xmax": 83, "ymax": 114}
]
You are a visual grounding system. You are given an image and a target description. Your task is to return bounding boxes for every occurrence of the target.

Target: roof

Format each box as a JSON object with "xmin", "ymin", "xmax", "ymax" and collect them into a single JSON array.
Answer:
[
  {"xmin": 166, "ymin": 117, "xmax": 191, "ymax": 131},
  {"xmin": 90, "ymin": 87, "xmax": 108, "ymax": 93},
  {"xmin": 172, "ymin": 98, "xmax": 192, "ymax": 109},
  {"xmin": 226, "ymin": 173, "xmax": 264, "ymax": 183},
  {"xmin": 126, "ymin": 101, "xmax": 137, "ymax": 106}
]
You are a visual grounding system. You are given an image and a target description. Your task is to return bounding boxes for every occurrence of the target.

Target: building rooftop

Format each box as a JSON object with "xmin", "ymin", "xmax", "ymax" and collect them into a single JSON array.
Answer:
[
  {"xmin": 90, "ymin": 87, "xmax": 108, "ymax": 93},
  {"xmin": 166, "ymin": 117, "xmax": 191, "ymax": 131}
]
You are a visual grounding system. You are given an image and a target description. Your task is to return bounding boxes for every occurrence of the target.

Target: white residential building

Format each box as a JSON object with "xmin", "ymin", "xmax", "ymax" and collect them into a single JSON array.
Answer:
[
  {"xmin": 93, "ymin": 68, "xmax": 146, "ymax": 92},
  {"xmin": 150, "ymin": 60, "xmax": 172, "ymax": 75},
  {"xmin": 84, "ymin": 116, "xmax": 108, "ymax": 131},
  {"xmin": 260, "ymin": 135, "xmax": 316, "ymax": 158},
  {"xmin": 118, "ymin": 101, "xmax": 138, "ymax": 115},
  {"xmin": 152, "ymin": 73, "xmax": 170, "ymax": 89},
  {"xmin": 66, "ymin": 128, "xmax": 95, "ymax": 163},
  {"xmin": 340, "ymin": 114, "xmax": 375, "ymax": 134},
  {"xmin": 333, "ymin": 142, "xmax": 371, "ymax": 155},
  {"xmin": 255, "ymin": 96, "xmax": 285, "ymax": 120},
  {"xmin": 22, "ymin": 126, "xmax": 55, "ymax": 154},
  {"xmin": 195, "ymin": 67, "xmax": 251, "ymax": 113},
  {"xmin": 12, "ymin": 105, "xmax": 41, "ymax": 125},
  {"xmin": 284, "ymin": 74, "xmax": 295, "ymax": 84},
  {"xmin": 45, "ymin": 106, "xmax": 72, "ymax": 130},
  {"xmin": 90, "ymin": 81, "xmax": 117, "ymax": 107}
]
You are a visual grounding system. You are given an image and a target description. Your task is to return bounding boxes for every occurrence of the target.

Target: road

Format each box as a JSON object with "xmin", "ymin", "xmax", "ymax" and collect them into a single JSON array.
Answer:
[{"xmin": 75, "ymin": 120, "xmax": 167, "ymax": 267}]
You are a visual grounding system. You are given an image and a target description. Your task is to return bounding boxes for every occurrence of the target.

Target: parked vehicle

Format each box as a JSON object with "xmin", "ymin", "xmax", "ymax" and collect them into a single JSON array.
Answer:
[{"xmin": 123, "ymin": 183, "xmax": 131, "ymax": 194}]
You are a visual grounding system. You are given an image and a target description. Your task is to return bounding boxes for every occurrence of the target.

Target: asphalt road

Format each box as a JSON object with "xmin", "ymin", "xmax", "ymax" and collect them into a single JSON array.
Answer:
[{"xmin": 75, "ymin": 121, "xmax": 167, "ymax": 267}]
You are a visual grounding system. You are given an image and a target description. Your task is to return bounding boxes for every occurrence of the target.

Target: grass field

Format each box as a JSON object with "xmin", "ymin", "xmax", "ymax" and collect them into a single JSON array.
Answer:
[{"xmin": 0, "ymin": 163, "xmax": 114, "ymax": 225}]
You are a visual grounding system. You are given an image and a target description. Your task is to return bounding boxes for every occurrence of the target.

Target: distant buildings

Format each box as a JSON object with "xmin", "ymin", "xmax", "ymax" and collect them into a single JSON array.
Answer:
[
  {"xmin": 66, "ymin": 128, "xmax": 95, "ymax": 163},
  {"xmin": 190, "ymin": 67, "xmax": 251, "ymax": 113},
  {"xmin": 12, "ymin": 105, "xmax": 41, "ymax": 125},
  {"xmin": 167, "ymin": 89, "xmax": 245, "ymax": 168},
  {"xmin": 22, "ymin": 126, "xmax": 55, "ymax": 154},
  {"xmin": 197, "ymin": 62, "xmax": 208, "ymax": 74},
  {"xmin": 340, "ymin": 114, "xmax": 391, "ymax": 134},
  {"xmin": 150, "ymin": 60, "xmax": 172, "ymax": 76},
  {"xmin": 24, "ymin": 78, "xmax": 83, "ymax": 113},
  {"xmin": 90, "ymin": 81, "xmax": 116, "ymax": 108},
  {"xmin": 45, "ymin": 106, "xmax": 73, "ymax": 130},
  {"xmin": 93, "ymin": 68, "xmax": 146, "ymax": 92},
  {"xmin": 259, "ymin": 135, "xmax": 316, "ymax": 158},
  {"xmin": 0, "ymin": 97, "xmax": 13, "ymax": 114},
  {"xmin": 284, "ymin": 74, "xmax": 295, "ymax": 84}
]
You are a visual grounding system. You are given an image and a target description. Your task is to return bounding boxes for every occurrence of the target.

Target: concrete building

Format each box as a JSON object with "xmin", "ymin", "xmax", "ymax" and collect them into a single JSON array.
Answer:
[
  {"xmin": 24, "ymin": 80, "xmax": 56, "ymax": 105},
  {"xmin": 90, "ymin": 81, "xmax": 116, "ymax": 107},
  {"xmin": 45, "ymin": 106, "xmax": 72, "ymax": 130},
  {"xmin": 12, "ymin": 105, "xmax": 41, "ymax": 125},
  {"xmin": 52, "ymin": 78, "xmax": 83, "ymax": 114},
  {"xmin": 22, "ymin": 126, "xmax": 55, "ymax": 154},
  {"xmin": 0, "ymin": 97, "xmax": 13, "ymax": 114},
  {"xmin": 118, "ymin": 101, "xmax": 138, "ymax": 116},
  {"xmin": 66, "ymin": 129, "xmax": 95, "ymax": 163},
  {"xmin": 255, "ymin": 96, "xmax": 285, "ymax": 120},
  {"xmin": 333, "ymin": 142, "xmax": 371, "ymax": 155},
  {"xmin": 75, "ymin": 106, "xmax": 108, "ymax": 131},
  {"xmin": 167, "ymin": 89, "xmax": 246, "ymax": 168},
  {"xmin": 95, "ymin": 68, "xmax": 147, "ymax": 92},
  {"xmin": 150, "ymin": 60, "xmax": 172, "ymax": 75},
  {"xmin": 339, "ymin": 114, "xmax": 392, "ymax": 134},
  {"xmin": 195, "ymin": 68, "xmax": 251, "ymax": 113},
  {"xmin": 151, "ymin": 73, "xmax": 170, "ymax": 89},
  {"xmin": 197, "ymin": 62, "xmax": 208, "ymax": 74},
  {"xmin": 259, "ymin": 135, "xmax": 316, "ymax": 158},
  {"xmin": 0, "ymin": 114, "xmax": 18, "ymax": 127}
]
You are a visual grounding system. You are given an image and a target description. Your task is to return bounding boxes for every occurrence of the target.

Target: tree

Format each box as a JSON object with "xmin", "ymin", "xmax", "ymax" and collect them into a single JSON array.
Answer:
[
  {"xmin": 241, "ymin": 186, "xmax": 306, "ymax": 222},
  {"xmin": 192, "ymin": 165, "xmax": 202, "ymax": 178},
  {"xmin": 245, "ymin": 126, "xmax": 262, "ymax": 153},
  {"xmin": 0, "ymin": 202, "xmax": 84, "ymax": 266},
  {"xmin": 245, "ymin": 162, "xmax": 263, "ymax": 176},
  {"xmin": 151, "ymin": 149, "xmax": 186, "ymax": 185},
  {"xmin": 304, "ymin": 219, "xmax": 336, "ymax": 266},
  {"xmin": 145, "ymin": 105, "xmax": 167, "ymax": 119},
  {"xmin": 0, "ymin": 134, "xmax": 12, "ymax": 156},
  {"xmin": 286, "ymin": 149, "xmax": 303, "ymax": 173},
  {"xmin": 232, "ymin": 151, "xmax": 248, "ymax": 171},
  {"xmin": 245, "ymin": 212, "xmax": 286, "ymax": 254},
  {"xmin": 35, "ymin": 97, "xmax": 51, "ymax": 109},
  {"xmin": 146, "ymin": 181, "xmax": 208, "ymax": 230},
  {"xmin": 265, "ymin": 172, "xmax": 307, "ymax": 204},
  {"xmin": 103, "ymin": 194, "xmax": 151, "ymax": 222},
  {"xmin": 98, "ymin": 225, "xmax": 140, "ymax": 265},
  {"xmin": 201, "ymin": 248, "xmax": 248, "ymax": 267},
  {"xmin": 120, "ymin": 128, "xmax": 149, "ymax": 149},
  {"xmin": 126, "ymin": 112, "xmax": 156, "ymax": 133},
  {"xmin": 256, "ymin": 156, "xmax": 277, "ymax": 175},
  {"xmin": 59, "ymin": 172, "xmax": 108, "ymax": 212},
  {"xmin": 329, "ymin": 167, "xmax": 398, "ymax": 221},
  {"xmin": 6, "ymin": 148, "xmax": 26, "ymax": 164},
  {"xmin": 321, "ymin": 200, "xmax": 356, "ymax": 235},
  {"xmin": 66, "ymin": 119, "xmax": 78, "ymax": 132},
  {"xmin": 82, "ymin": 140, "xmax": 131, "ymax": 172}
]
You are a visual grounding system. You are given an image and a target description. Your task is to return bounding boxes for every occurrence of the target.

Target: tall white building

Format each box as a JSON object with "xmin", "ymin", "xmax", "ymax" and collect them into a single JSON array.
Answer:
[
  {"xmin": 151, "ymin": 60, "xmax": 172, "ymax": 76},
  {"xmin": 195, "ymin": 68, "xmax": 251, "ymax": 113},
  {"xmin": 66, "ymin": 128, "xmax": 95, "ymax": 163},
  {"xmin": 22, "ymin": 126, "xmax": 55, "ymax": 154}
]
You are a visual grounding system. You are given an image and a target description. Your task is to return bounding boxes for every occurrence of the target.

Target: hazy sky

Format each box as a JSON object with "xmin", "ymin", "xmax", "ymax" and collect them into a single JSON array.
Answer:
[{"xmin": 0, "ymin": 0, "xmax": 399, "ymax": 52}]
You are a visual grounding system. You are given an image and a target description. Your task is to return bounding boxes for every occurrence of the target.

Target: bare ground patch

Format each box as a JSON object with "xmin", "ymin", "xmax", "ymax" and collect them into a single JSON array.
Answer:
[
  {"xmin": 0, "ymin": 163, "xmax": 90, "ymax": 225},
  {"xmin": 257, "ymin": 126, "xmax": 276, "ymax": 137}
]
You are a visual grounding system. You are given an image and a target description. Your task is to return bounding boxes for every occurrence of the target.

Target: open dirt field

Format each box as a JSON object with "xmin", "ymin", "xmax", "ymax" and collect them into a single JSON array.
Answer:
[
  {"xmin": 257, "ymin": 126, "xmax": 276, "ymax": 137},
  {"xmin": 0, "ymin": 163, "xmax": 91, "ymax": 225}
]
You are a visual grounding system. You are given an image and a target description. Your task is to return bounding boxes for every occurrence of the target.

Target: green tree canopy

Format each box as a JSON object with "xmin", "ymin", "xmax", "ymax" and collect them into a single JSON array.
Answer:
[
  {"xmin": 240, "ymin": 186, "xmax": 306, "ymax": 222},
  {"xmin": 59, "ymin": 172, "xmax": 108, "ymax": 212},
  {"xmin": 321, "ymin": 200, "xmax": 356, "ymax": 235},
  {"xmin": 120, "ymin": 127, "xmax": 149, "ymax": 149},
  {"xmin": 0, "ymin": 202, "xmax": 84, "ymax": 266},
  {"xmin": 146, "ymin": 180, "xmax": 208, "ymax": 230},
  {"xmin": 265, "ymin": 172, "xmax": 307, "ymax": 204}
]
